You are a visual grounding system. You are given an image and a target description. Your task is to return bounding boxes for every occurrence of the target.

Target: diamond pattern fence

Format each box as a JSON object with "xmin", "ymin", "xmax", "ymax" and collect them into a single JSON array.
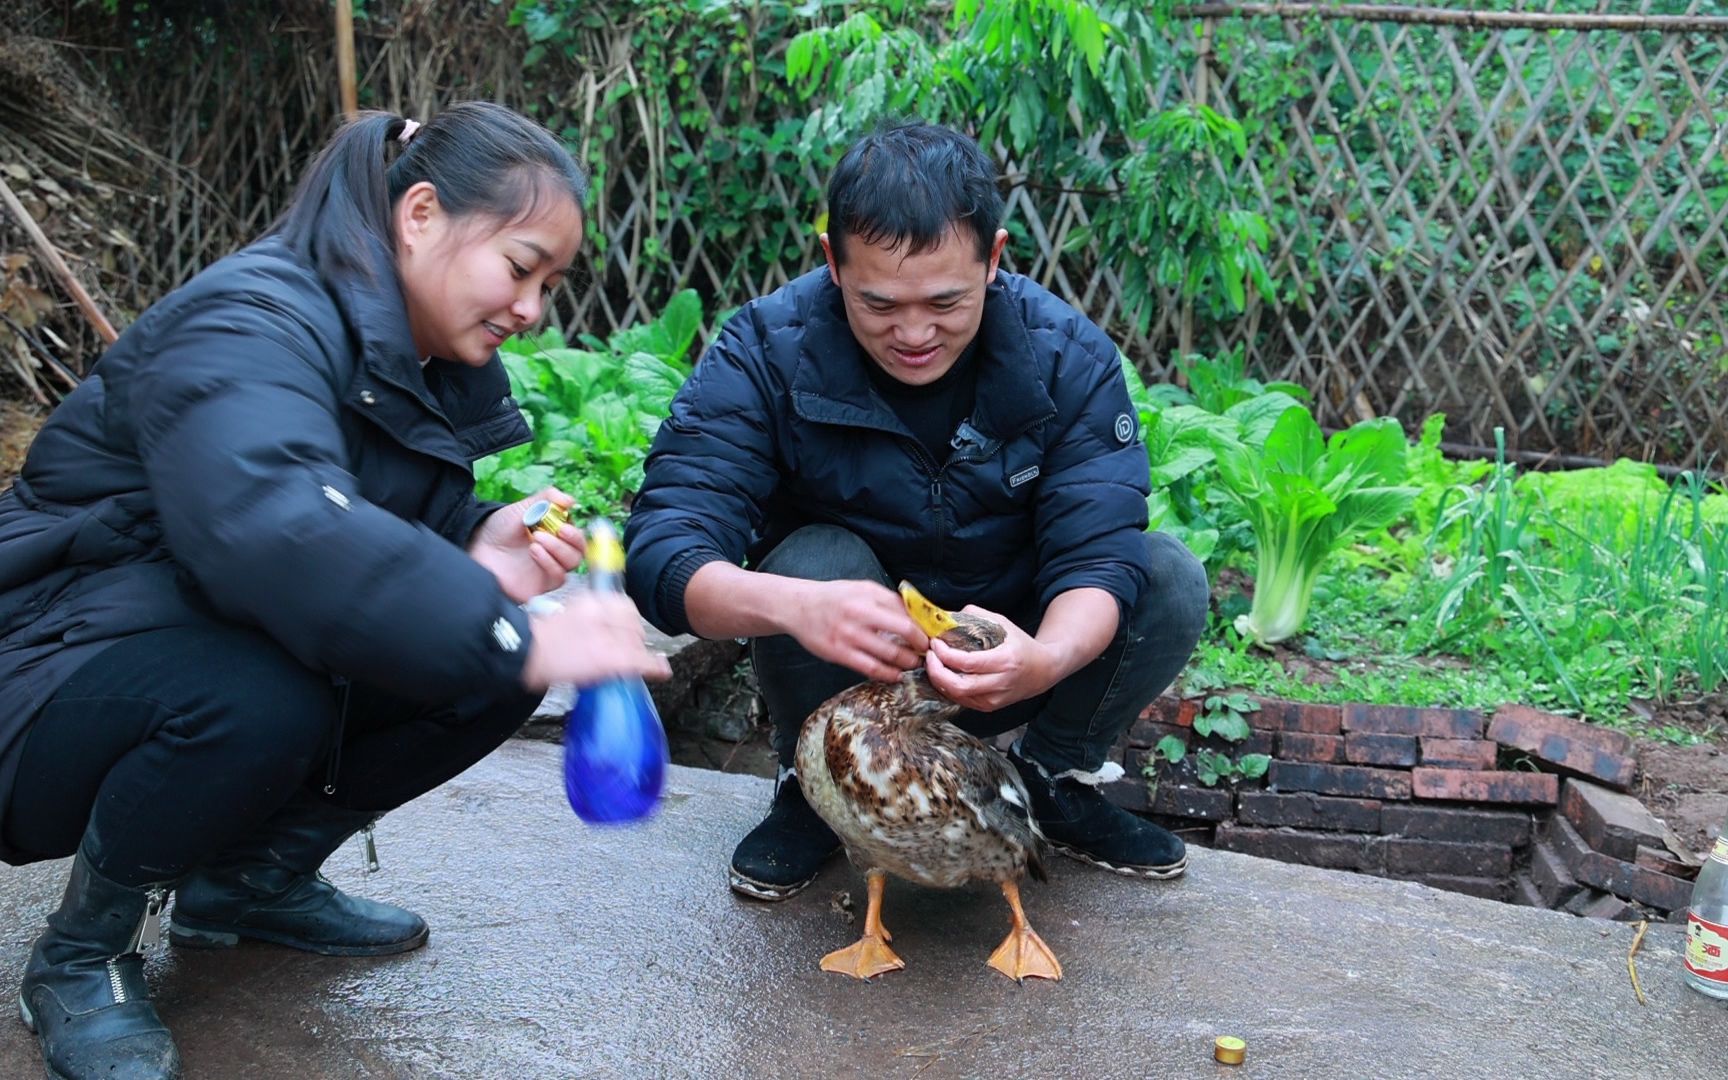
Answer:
[
  {"xmin": 16, "ymin": 0, "xmax": 1726, "ymax": 468},
  {"xmin": 1174, "ymin": 1, "xmax": 1728, "ymax": 469}
]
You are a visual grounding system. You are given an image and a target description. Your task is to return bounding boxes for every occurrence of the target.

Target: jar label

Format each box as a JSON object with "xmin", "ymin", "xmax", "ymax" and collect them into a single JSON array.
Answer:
[{"xmin": 1686, "ymin": 912, "xmax": 1728, "ymax": 983}]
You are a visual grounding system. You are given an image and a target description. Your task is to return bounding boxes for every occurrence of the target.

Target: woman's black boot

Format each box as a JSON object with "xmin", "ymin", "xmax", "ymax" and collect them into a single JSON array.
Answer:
[
  {"xmin": 169, "ymin": 793, "xmax": 427, "ymax": 956},
  {"xmin": 18, "ymin": 836, "xmax": 180, "ymax": 1080}
]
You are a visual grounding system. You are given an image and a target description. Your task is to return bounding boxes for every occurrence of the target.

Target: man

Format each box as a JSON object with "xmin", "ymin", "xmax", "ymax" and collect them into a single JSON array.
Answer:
[{"xmin": 625, "ymin": 120, "xmax": 1209, "ymax": 901}]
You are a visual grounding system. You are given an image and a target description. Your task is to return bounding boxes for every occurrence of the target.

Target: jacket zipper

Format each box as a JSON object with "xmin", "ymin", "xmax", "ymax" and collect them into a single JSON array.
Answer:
[
  {"xmin": 324, "ymin": 680, "xmax": 352, "ymax": 795},
  {"xmin": 901, "ymin": 440, "xmax": 948, "ymax": 571},
  {"xmin": 930, "ymin": 477, "xmax": 945, "ymax": 569}
]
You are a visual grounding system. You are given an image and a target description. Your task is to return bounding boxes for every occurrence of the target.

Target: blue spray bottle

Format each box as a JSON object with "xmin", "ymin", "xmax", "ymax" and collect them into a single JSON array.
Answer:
[{"xmin": 560, "ymin": 518, "xmax": 668, "ymax": 823}]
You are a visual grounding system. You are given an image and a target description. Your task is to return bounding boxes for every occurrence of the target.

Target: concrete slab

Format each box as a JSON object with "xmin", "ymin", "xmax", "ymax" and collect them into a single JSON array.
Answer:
[{"xmin": 2, "ymin": 742, "xmax": 1724, "ymax": 1078}]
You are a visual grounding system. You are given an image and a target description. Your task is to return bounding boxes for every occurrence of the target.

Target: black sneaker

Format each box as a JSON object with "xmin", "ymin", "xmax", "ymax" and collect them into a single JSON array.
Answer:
[
  {"xmin": 727, "ymin": 768, "xmax": 841, "ymax": 901},
  {"xmin": 1010, "ymin": 748, "xmax": 1188, "ymax": 879}
]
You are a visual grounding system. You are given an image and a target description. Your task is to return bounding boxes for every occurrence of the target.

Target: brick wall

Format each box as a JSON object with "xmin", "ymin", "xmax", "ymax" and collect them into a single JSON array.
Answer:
[{"xmin": 1095, "ymin": 695, "xmax": 1703, "ymax": 922}]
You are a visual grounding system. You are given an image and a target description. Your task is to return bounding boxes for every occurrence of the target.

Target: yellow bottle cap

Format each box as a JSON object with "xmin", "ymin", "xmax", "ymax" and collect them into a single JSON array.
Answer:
[
  {"xmin": 586, "ymin": 520, "xmax": 625, "ymax": 575},
  {"xmin": 523, "ymin": 499, "xmax": 571, "ymax": 538},
  {"xmin": 1214, "ymin": 1036, "xmax": 1246, "ymax": 1066}
]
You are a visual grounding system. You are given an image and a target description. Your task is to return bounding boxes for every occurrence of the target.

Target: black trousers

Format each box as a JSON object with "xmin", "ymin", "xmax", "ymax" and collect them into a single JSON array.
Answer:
[
  {"xmin": 749, "ymin": 525, "xmax": 1210, "ymax": 775},
  {"xmin": 3, "ymin": 622, "xmax": 537, "ymax": 886}
]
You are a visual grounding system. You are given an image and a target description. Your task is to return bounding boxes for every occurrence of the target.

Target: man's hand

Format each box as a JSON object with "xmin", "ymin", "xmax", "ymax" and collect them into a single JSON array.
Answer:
[
  {"xmin": 924, "ymin": 604, "xmax": 1057, "ymax": 711},
  {"xmin": 786, "ymin": 579, "xmax": 930, "ymax": 683},
  {"xmin": 469, "ymin": 488, "xmax": 586, "ymax": 603},
  {"xmin": 925, "ymin": 588, "xmax": 1119, "ymax": 711},
  {"xmin": 681, "ymin": 563, "xmax": 928, "ymax": 682}
]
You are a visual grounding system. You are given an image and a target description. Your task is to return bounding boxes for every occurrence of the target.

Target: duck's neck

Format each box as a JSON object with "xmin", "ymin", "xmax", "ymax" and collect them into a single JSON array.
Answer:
[{"xmin": 896, "ymin": 669, "xmax": 962, "ymax": 726}]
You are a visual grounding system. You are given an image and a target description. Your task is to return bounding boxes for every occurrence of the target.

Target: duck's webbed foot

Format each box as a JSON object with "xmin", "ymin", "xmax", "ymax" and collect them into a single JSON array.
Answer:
[
  {"xmin": 820, "ymin": 869, "xmax": 905, "ymax": 980},
  {"xmin": 986, "ymin": 879, "xmax": 1062, "ymax": 982}
]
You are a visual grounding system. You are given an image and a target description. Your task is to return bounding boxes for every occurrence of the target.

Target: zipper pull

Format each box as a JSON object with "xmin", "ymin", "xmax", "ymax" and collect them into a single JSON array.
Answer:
[
  {"xmin": 360, "ymin": 821, "xmax": 380, "ymax": 874},
  {"xmin": 127, "ymin": 887, "xmax": 168, "ymax": 954}
]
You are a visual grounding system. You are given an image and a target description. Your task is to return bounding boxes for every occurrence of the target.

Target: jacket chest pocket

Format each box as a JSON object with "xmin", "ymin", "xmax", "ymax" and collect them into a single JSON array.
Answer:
[{"xmin": 954, "ymin": 448, "xmax": 1042, "ymax": 518}]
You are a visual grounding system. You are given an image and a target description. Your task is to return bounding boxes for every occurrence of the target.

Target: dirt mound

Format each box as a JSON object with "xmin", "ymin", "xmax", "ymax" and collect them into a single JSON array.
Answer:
[
  {"xmin": 0, "ymin": 23, "xmax": 119, "ymax": 125},
  {"xmin": 1639, "ymin": 739, "xmax": 1728, "ymax": 856}
]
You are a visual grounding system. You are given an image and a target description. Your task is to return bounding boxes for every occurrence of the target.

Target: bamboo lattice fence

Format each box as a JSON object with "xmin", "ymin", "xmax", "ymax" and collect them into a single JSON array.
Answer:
[
  {"xmin": 3, "ymin": 0, "xmax": 1724, "ymax": 467},
  {"xmin": 1178, "ymin": 1, "xmax": 1728, "ymax": 468}
]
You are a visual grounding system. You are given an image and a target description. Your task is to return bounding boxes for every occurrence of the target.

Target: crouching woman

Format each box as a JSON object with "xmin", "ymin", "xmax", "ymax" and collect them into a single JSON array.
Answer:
[{"xmin": 0, "ymin": 101, "xmax": 667, "ymax": 1080}]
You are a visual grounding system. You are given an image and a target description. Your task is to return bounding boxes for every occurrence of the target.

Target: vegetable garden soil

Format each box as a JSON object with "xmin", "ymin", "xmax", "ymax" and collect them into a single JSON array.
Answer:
[{"xmin": 1639, "ymin": 737, "xmax": 1728, "ymax": 856}]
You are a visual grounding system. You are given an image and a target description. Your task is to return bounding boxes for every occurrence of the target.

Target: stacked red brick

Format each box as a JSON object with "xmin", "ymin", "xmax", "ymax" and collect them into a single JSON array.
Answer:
[
  {"xmin": 1114, "ymin": 696, "xmax": 1689, "ymax": 915},
  {"xmin": 1524, "ymin": 779, "xmax": 1702, "ymax": 919}
]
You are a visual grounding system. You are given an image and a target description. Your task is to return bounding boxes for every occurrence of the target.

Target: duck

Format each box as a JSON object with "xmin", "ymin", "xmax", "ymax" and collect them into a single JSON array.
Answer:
[{"xmin": 794, "ymin": 582, "xmax": 1062, "ymax": 982}]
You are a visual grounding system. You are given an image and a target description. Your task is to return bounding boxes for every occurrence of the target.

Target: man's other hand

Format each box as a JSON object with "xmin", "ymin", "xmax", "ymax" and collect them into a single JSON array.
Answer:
[{"xmin": 924, "ymin": 604, "xmax": 1055, "ymax": 711}]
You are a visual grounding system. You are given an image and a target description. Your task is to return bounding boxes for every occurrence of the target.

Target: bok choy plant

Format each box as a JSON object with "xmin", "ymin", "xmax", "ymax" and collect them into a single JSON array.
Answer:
[
  {"xmin": 477, "ymin": 290, "xmax": 701, "ymax": 516},
  {"xmin": 1210, "ymin": 404, "xmax": 1418, "ymax": 646}
]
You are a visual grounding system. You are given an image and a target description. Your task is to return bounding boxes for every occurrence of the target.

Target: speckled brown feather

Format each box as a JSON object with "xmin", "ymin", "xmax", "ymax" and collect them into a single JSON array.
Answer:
[{"xmin": 795, "ymin": 612, "xmax": 1049, "ymax": 891}]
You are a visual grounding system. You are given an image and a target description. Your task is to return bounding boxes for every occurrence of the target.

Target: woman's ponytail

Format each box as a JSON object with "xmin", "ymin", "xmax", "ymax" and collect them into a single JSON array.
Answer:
[{"xmin": 269, "ymin": 112, "xmax": 412, "ymax": 281}]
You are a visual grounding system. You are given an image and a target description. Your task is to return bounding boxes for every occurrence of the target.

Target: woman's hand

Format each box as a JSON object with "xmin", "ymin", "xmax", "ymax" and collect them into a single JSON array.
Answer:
[
  {"xmin": 521, "ymin": 591, "xmax": 672, "ymax": 691},
  {"xmin": 469, "ymin": 487, "xmax": 585, "ymax": 603}
]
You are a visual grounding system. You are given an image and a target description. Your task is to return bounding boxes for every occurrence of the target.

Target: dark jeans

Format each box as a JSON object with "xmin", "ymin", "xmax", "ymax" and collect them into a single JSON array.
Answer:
[
  {"xmin": 3, "ymin": 622, "xmax": 538, "ymax": 886},
  {"xmin": 750, "ymin": 525, "xmax": 1210, "ymax": 775}
]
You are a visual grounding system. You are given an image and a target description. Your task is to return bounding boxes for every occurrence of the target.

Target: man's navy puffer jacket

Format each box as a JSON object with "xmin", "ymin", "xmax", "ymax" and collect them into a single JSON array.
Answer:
[{"xmin": 625, "ymin": 268, "xmax": 1153, "ymax": 636}]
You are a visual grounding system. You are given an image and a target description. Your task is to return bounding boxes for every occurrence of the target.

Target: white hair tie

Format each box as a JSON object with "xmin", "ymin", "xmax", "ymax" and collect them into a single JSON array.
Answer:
[{"xmin": 398, "ymin": 119, "xmax": 421, "ymax": 145}]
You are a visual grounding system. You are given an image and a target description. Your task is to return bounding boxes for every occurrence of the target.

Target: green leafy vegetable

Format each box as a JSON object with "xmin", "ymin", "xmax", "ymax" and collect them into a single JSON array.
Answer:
[
  {"xmin": 1210, "ymin": 405, "xmax": 1419, "ymax": 645},
  {"xmin": 475, "ymin": 290, "xmax": 701, "ymax": 519}
]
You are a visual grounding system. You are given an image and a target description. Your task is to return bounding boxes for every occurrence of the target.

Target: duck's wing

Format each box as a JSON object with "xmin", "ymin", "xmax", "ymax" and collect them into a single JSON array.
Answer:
[
  {"xmin": 923, "ymin": 726, "xmax": 1050, "ymax": 883},
  {"xmin": 819, "ymin": 682, "xmax": 919, "ymax": 817}
]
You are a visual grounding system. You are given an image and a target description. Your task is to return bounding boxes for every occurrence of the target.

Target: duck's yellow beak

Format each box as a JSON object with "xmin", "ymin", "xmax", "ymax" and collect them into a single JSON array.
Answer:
[{"xmin": 898, "ymin": 581, "xmax": 959, "ymax": 638}]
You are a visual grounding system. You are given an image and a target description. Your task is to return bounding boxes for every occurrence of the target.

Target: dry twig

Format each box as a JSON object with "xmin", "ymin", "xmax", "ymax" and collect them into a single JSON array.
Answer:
[
  {"xmin": 1627, "ymin": 919, "xmax": 1650, "ymax": 1006},
  {"xmin": 0, "ymin": 175, "xmax": 118, "ymax": 346}
]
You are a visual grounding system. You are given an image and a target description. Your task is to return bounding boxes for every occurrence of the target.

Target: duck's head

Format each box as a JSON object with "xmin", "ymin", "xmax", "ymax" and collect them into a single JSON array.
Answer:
[
  {"xmin": 934, "ymin": 611, "xmax": 1006, "ymax": 652},
  {"xmin": 895, "ymin": 582, "xmax": 1005, "ymax": 713},
  {"xmin": 898, "ymin": 581, "xmax": 1005, "ymax": 650}
]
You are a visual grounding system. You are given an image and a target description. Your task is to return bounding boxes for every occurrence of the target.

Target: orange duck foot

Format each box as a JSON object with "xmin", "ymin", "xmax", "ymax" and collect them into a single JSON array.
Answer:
[
  {"xmin": 820, "ymin": 933, "xmax": 905, "ymax": 980},
  {"xmin": 987, "ymin": 925, "xmax": 1063, "ymax": 981}
]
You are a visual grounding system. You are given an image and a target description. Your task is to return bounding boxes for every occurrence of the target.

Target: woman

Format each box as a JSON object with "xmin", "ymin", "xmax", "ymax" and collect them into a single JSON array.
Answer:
[{"xmin": 0, "ymin": 102, "xmax": 669, "ymax": 1080}]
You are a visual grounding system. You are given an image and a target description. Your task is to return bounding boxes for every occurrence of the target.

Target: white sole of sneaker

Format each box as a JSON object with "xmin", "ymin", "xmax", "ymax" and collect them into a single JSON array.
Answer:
[
  {"xmin": 727, "ymin": 867, "xmax": 817, "ymax": 902},
  {"xmin": 1052, "ymin": 843, "xmax": 1188, "ymax": 880}
]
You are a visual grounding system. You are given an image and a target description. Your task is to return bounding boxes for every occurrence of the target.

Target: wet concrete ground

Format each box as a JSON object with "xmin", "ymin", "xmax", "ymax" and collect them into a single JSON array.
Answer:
[{"xmin": 3, "ymin": 741, "xmax": 1724, "ymax": 1078}]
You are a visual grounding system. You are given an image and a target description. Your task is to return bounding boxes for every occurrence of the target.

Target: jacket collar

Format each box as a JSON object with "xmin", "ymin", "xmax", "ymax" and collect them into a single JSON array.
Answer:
[
  {"xmin": 791, "ymin": 272, "xmax": 1056, "ymax": 441},
  {"xmin": 321, "ymin": 236, "xmax": 530, "ymax": 463}
]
